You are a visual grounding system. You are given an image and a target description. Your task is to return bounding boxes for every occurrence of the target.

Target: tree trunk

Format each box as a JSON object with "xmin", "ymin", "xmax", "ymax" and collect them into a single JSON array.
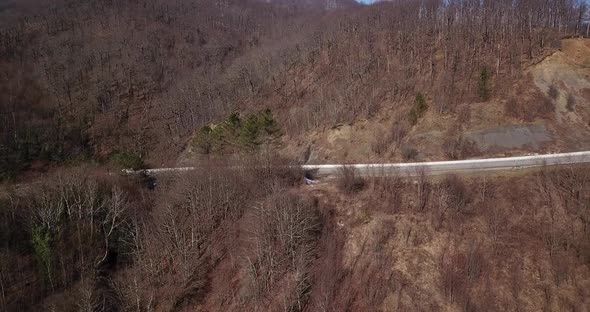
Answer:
[
  {"xmin": 496, "ymin": 43, "xmax": 501, "ymax": 76},
  {"xmin": 0, "ymin": 274, "xmax": 6, "ymax": 312}
]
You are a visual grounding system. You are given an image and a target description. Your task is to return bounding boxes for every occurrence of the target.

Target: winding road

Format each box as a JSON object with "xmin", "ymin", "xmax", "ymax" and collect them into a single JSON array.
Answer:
[
  {"xmin": 302, "ymin": 151, "xmax": 590, "ymax": 177},
  {"xmin": 127, "ymin": 151, "xmax": 590, "ymax": 177}
]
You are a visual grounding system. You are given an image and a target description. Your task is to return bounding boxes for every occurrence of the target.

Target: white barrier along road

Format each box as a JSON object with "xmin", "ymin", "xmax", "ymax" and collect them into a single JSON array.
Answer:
[
  {"xmin": 302, "ymin": 151, "xmax": 590, "ymax": 177},
  {"xmin": 126, "ymin": 151, "xmax": 590, "ymax": 177}
]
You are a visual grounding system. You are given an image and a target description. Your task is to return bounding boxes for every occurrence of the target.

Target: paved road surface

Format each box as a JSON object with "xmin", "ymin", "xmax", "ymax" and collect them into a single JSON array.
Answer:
[
  {"xmin": 302, "ymin": 151, "xmax": 590, "ymax": 177},
  {"xmin": 126, "ymin": 151, "xmax": 590, "ymax": 177}
]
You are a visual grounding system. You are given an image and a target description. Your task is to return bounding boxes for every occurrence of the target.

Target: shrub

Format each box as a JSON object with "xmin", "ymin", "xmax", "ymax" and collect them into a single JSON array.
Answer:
[
  {"xmin": 248, "ymin": 193, "xmax": 321, "ymax": 297},
  {"xmin": 0, "ymin": 125, "xmax": 90, "ymax": 181},
  {"xmin": 20, "ymin": 171, "xmax": 124, "ymax": 295},
  {"xmin": 391, "ymin": 120, "xmax": 409, "ymax": 146},
  {"xmin": 31, "ymin": 226, "xmax": 55, "ymax": 288},
  {"xmin": 243, "ymin": 153, "xmax": 304, "ymax": 191},
  {"xmin": 443, "ymin": 135, "xmax": 479, "ymax": 160},
  {"xmin": 478, "ymin": 68, "xmax": 491, "ymax": 100},
  {"xmin": 441, "ymin": 253, "xmax": 467, "ymax": 304},
  {"xmin": 369, "ymin": 174, "xmax": 403, "ymax": 213},
  {"xmin": 504, "ymin": 97, "xmax": 519, "ymax": 118},
  {"xmin": 372, "ymin": 119, "xmax": 408, "ymax": 155},
  {"xmin": 194, "ymin": 125, "xmax": 214, "ymax": 154},
  {"xmin": 409, "ymin": 93, "xmax": 428, "ymax": 125},
  {"xmin": 226, "ymin": 112, "xmax": 242, "ymax": 129},
  {"xmin": 337, "ymin": 166, "xmax": 365, "ymax": 193},
  {"xmin": 566, "ymin": 94, "xmax": 575, "ymax": 112},
  {"xmin": 193, "ymin": 124, "xmax": 227, "ymax": 154},
  {"xmin": 548, "ymin": 85, "xmax": 559, "ymax": 100},
  {"xmin": 110, "ymin": 151, "xmax": 144, "ymax": 170},
  {"xmin": 505, "ymin": 96, "xmax": 551, "ymax": 121},
  {"xmin": 401, "ymin": 144, "xmax": 418, "ymax": 161},
  {"xmin": 443, "ymin": 175, "xmax": 469, "ymax": 212},
  {"xmin": 260, "ymin": 109, "xmax": 280, "ymax": 135},
  {"xmin": 457, "ymin": 105, "xmax": 471, "ymax": 125},
  {"xmin": 538, "ymin": 97, "xmax": 555, "ymax": 115},
  {"xmin": 409, "ymin": 110, "xmax": 419, "ymax": 126},
  {"xmin": 240, "ymin": 114, "xmax": 262, "ymax": 146},
  {"xmin": 0, "ymin": 146, "xmax": 29, "ymax": 181},
  {"xmin": 371, "ymin": 128, "xmax": 389, "ymax": 155},
  {"xmin": 194, "ymin": 110, "xmax": 281, "ymax": 154}
]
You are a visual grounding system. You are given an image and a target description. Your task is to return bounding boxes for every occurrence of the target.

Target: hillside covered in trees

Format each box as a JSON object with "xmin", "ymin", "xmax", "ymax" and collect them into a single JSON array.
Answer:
[
  {"xmin": 1, "ymin": 0, "xmax": 590, "ymax": 311},
  {"xmin": 2, "ymin": 0, "xmax": 589, "ymax": 174}
]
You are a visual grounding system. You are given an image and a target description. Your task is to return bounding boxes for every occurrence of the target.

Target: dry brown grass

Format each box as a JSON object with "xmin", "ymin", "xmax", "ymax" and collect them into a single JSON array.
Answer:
[
  {"xmin": 337, "ymin": 166, "xmax": 366, "ymax": 194},
  {"xmin": 3, "ymin": 162, "xmax": 590, "ymax": 312},
  {"xmin": 242, "ymin": 192, "xmax": 321, "ymax": 310},
  {"xmin": 117, "ymin": 157, "xmax": 305, "ymax": 311},
  {"xmin": 302, "ymin": 165, "xmax": 590, "ymax": 311}
]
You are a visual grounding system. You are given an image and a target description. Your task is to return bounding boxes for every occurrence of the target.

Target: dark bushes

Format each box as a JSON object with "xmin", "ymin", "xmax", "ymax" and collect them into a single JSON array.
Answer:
[
  {"xmin": 371, "ymin": 118, "xmax": 409, "ymax": 155},
  {"xmin": 409, "ymin": 93, "xmax": 428, "ymax": 126},
  {"xmin": 539, "ymin": 97, "xmax": 555, "ymax": 115},
  {"xmin": 440, "ymin": 242, "xmax": 486, "ymax": 308},
  {"xmin": 443, "ymin": 175, "xmax": 469, "ymax": 212},
  {"xmin": 478, "ymin": 68, "xmax": 491, "ymax": 100},
  {"xmin": 504, "ymin": 94, "xmax": 556, "ymax": 120},
  {"xmin": 0, "ymin": 63, "xmax": 91, "ymax": 180},
  {"xmin": 548, "ymin": 85, "xmax": 559, "ymax": 100},
  {"xmin": 110, "ymin": 151, "xmax": 144, "ymax": 170},
  {"xmin": 371, "ymin": 128, "xmax": 389, "ymax": 155},
  {"xmin": 337, "ymin": 166, "xmax": 365, "ymax": 193},
  {"xmin": 443, "ymin": 135, "xmax": 479, "ymax": 160},
  {"xmin": 566, "ymin": 94, "xmax": 576, "ymax": 112},
  {"xmin": 0, "ymin": 169, "xmax": 134, "ymax": 310},
  {"xmin": 193, "ymin": 110, "xmax": 281, "ymax": 154},
  {"xmin": 401, "ymin": 144, "xmax": 419, "ymax": 161}
]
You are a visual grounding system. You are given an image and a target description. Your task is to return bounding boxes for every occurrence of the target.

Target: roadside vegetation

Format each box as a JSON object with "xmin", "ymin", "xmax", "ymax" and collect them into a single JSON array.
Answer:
[
  {"xmin": 193, "ymin": 110, "xmax": 280, "ymax": 154},
  {"xmin": 1, "ymin": 0, "xmax": 586, "ymax": 171},
  {"xmin": 110, "ymin": 151, "xmax": 145, "ymax": 170},
  {"xmin": 325, "ymin": 166, "xmax": 590, "ymax": 311},
  {"xmin": 1, "ymin": 160, "xmax": 590, "ymax": 311},
  {"xmin": 408, "ymin": 93, "xmax": 428, "ymax": 126},
  {"xmin": 1, "ymin": 0, "xmax": 590, "ymax": 311}
]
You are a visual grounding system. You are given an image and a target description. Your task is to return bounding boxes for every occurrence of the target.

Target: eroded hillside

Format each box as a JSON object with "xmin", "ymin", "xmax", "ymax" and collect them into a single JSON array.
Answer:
[
  {"xmin": 302, "ymin": 168, "xmax": 590, "ymax": 311},
  {"xmin": 269, "ymin": 38, "xmax": 590, "ymax": 164},
  {"xmin": 3, "ymin": 161, "xmax": 589, "ymax": 311},
  {"xmin": 3, "ymin": 0, "xmax": 588, "ymax": 177},
  {"xmin": 1, "ymin": 1, "xmax": 590, "ymax": 311}
]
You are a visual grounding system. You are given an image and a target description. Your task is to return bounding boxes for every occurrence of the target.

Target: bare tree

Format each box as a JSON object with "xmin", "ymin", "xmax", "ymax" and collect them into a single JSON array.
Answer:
[{"xmin": 97, "ymin": 186, "xmax": 129, "ymax": 266}]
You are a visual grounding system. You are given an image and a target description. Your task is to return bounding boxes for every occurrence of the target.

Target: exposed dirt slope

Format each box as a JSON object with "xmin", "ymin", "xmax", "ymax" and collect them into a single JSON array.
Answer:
[
  {"xmin": 298, "ymin": 168, "xmax": 590, "ymax": 311},
  {"xmin": 269, "ymin": 39, "xmax": 590, "ymax": 165},
  {"xmin": 529, "ymin": 39, "xmax": 590, "ymax": 150}
]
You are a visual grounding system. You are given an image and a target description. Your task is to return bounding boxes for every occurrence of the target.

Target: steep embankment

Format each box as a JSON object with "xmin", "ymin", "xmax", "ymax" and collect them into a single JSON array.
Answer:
[
  {"xmin": 529, "ymin": 39, "xmax": 590, "ymax": 150},
  {"xmin": 270, "ymin": 38, "xmax": 590, "ymax": 165},
  {"xmin": 299, "ymin": 167, "xmax": 590, "ymax": 311}
]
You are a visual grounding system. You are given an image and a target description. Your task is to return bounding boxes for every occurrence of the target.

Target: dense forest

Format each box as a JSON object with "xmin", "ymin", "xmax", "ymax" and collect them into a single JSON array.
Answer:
[
  {"xmin": 2, "ymin": 160, "xmax": 590, "ymax": 311},
  {"xmin": 1, "ymin": 0, "xmax": 588, "ymax": 176},
  {"xmin": 1, "ymin": 0, "xmax": 590, "ymax": 311}
]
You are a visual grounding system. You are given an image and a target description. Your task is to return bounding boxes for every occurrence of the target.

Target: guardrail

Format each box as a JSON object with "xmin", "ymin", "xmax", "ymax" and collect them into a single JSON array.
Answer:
[
  {"xmin": 124, "ymin": 151, "xmax": 590, "ymax": 176},
  {"xmin": 301, "ymin": 151, "xmax": 590, "ymax": 176}
]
